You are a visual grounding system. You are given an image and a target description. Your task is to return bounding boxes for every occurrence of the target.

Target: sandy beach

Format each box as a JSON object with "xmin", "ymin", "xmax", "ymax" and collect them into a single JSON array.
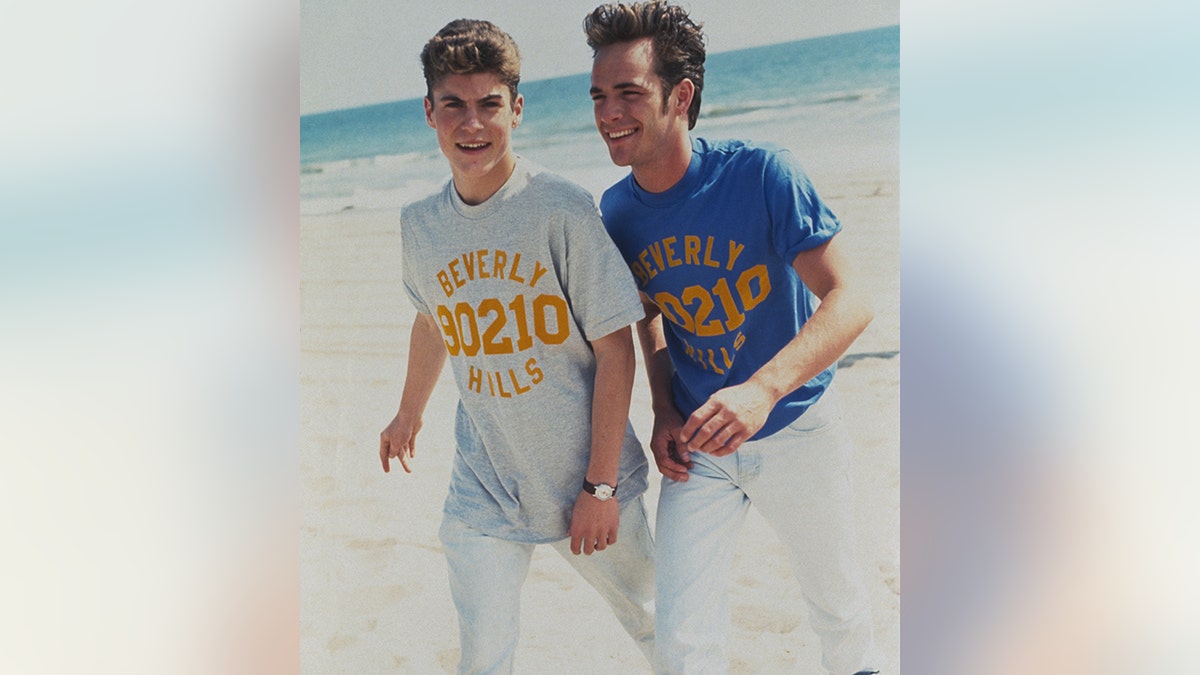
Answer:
[{"xmin": 299, "ymin": 153, "xmax": 898, "ymax": 673}]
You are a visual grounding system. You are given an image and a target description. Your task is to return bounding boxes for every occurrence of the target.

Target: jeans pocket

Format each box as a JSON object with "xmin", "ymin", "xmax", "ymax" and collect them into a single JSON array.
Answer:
[{"xmin": 782, "ymin": 390, "xmax": 840, "ymax": 436}]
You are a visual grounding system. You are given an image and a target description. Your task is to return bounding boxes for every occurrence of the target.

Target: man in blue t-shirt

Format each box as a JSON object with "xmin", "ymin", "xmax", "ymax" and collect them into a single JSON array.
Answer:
[{"xmin": 584, "ymin": 3, "xmax": 881, "ymax": 674}]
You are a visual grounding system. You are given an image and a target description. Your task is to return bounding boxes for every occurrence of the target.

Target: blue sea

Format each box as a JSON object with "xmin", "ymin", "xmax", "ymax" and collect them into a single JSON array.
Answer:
[{"xmin": 300, "ymin": 25, "xmax": 898, "ymax": 215}]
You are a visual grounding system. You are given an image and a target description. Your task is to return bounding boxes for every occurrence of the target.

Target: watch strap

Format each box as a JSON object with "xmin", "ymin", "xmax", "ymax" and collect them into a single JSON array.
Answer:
[{"xmin": 582, "ymin": 479, "xmax": 617, "ymax": 496}]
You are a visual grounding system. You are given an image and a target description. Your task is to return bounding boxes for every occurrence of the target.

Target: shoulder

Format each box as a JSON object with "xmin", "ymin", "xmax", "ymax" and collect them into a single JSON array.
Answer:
[
  {"xmin": 518, "ymin": 158, "xmax": 599, "ymax": 211},
  {"xmin": 401, "ymin": 180, "xmax": 449, "ymax": 223},
  {"xmin": 705, "ymin": 139, "xmax": 813, "ymax": 198},
  {"xmin": 598, "ymin": 173, "xmax": 637, "ymax": 212},
  {"xmin": 700, "ymin": 137, "xmax": 792, "ymax": 170}
]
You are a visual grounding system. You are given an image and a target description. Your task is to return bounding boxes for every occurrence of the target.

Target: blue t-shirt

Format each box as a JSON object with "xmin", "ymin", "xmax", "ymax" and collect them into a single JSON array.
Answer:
[{"xmin": 600, "ymin": 137, "xmax": 840, "ymax": 439}]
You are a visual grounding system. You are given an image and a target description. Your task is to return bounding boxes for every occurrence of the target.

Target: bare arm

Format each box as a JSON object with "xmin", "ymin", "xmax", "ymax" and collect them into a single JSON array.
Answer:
[
  {"xmin": 379, "ymin": 313, "xmax": 448, "ymax": 473},
  {"xmin": 681, "ymin": 236, "xmax": 873, "ymax": 454},
  {"xmin": 636, "ymin": 298, "xmax": 692, "ymax": 481},
  {"xmin": 569, "ymin": 325, "xmax": 635, "ymax": 555}
]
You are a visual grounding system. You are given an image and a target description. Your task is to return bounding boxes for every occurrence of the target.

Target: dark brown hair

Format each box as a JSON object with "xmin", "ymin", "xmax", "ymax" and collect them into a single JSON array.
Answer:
[
  {"xmin": 420, "ymin": 19, "xmax": 521, "ymax": 103},
  {"xmin": 583, "ymin": 1, "xmax": 706, "ymax": 129}
]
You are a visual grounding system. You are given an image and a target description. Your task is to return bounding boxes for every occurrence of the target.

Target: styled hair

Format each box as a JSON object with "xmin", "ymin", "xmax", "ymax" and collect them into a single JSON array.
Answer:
[
  {"xmin": 583, "ymin": 1, "xmax": 706, "ymax": 129},
  {"xmin": 420, "ymin": 19, "xmax": 521, "ymax": 103}
]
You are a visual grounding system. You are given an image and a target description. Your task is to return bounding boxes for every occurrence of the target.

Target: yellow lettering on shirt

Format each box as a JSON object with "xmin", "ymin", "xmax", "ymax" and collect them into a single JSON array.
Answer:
[
  {"xmin": 629, "ymin": 235, "xmax": 749, "ymax": 286},
  {"xmin": 477, "ymin": 249, "xmax": 490, "ymax": 279},
  {"xmin": 437, "ymin": 270, "xmax": 455, "ymax": 298},
  {"xmin": 726, "ymin": 241, "xmax": 745, "ymax": 271},
  {"xmin": 684, "ymin": 236, "xmax": 701, "ymax": 265},
  {"xmin": 492, "ymin": 249, "xmax": 508, "ymax": 279},
  {"xmin": 508, "ymin": 253, "xmax": 525, "ymax": 283},
  {"xmin": 529, "ymin": 260, "xmax": 549, "ymax": 288},
  {"xmin": 702, "ymin": 236, "xmax": 720, "ymax": 268},
  {"xmin": 663, "ymin": 236, "xmax": 682, "ymax": 268}
]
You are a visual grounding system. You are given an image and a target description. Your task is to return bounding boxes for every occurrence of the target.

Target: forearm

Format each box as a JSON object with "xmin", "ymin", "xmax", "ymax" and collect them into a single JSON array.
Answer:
[
  {"xmin": 635, "ymin": 308, "xmax": 676, "ymax": 416},
  {"xmin": 747, "ymin": 285, "xmax": 873, "ymax": 403},
  {"xmin": 397, "ymin": 314, "xmax": 449, "ymax": 418},
  {"xmin": 586, "ymin": 327, "xmax": 636, "ymax": 486}
]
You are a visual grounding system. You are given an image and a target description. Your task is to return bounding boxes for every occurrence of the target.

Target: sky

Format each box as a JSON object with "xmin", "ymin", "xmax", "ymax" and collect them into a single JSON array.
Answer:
[{"xmin": 300, "ymin": 0, "xmax": 898, "ymax": 115}]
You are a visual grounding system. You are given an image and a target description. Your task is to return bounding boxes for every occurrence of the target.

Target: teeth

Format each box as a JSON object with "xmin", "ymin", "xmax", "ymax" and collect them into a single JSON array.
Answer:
[
  {"xmin": 608, "ymin": 129, "xmax": 636, "ymax": 139},
  {"xmin": 459, "ymin": 143, "xmax": 487, "ymax": 149}
]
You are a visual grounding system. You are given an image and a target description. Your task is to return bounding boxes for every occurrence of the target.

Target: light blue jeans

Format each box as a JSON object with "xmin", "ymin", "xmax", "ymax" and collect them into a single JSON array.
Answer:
[
  {"xmin": 654, "ymin": 389, "xmax": 878, "ymax": 675},
  {"xmin": 439, "ymin": 495, "xmax": 656, "ymax": 674}
]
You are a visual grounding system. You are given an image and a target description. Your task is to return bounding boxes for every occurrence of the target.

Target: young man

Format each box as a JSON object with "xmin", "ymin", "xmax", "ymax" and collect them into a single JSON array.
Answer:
[
  {"xmin": 584, "ymin": 3, "xmax": 880, "ymax": 674},
  {"xmin": 379, "ymin": 19, "xmax": 655, "ymax": 673}
]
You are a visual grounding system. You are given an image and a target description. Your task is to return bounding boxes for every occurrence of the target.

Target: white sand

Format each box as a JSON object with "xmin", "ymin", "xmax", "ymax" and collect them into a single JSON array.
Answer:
[{"xmin": 300, "ymin": 168, "xmax": 899, "ymax": 673}]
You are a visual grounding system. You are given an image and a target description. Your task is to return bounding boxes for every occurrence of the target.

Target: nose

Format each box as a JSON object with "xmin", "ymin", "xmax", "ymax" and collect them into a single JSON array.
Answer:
[
  {"xmin": 462, "ymin": 107, "xmax": 485, "ymax": 132},
  {"xmin": 595, "ymin": 97, "xmax": 621, "ymax": 126}
]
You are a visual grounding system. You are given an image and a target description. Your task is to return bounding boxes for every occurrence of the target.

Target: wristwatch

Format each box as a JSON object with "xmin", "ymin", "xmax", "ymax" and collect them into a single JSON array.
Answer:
[{"xmin": 582, "ymin": 479, "xmax": 617, "ymax": 501}]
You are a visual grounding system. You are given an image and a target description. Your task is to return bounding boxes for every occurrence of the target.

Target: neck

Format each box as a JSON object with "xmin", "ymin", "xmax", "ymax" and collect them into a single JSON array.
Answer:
[
  {"xmin": 631, "ymin": 133, "xmax": 692, "ymax": 194},
  {"xmin": 453, "ymin": 154, "xmax": 517, "ymax": 206}
]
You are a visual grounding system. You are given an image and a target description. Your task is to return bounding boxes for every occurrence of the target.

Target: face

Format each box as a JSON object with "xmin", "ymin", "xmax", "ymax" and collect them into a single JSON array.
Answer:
[
  {"xmin": 590, "ymin": 38, "xmax": 689, "ymax": 174},
  {"xmin": 425, "ymin": 72, "xmax": 523, "ymax": 204}
]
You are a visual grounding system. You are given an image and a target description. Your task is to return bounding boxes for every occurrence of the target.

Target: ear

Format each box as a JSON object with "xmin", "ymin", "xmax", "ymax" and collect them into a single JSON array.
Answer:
[
  {"xmin": 673, "ymin": 78, "xmax": 695, "ymax": 118},
  {"xmin": 512, "ymin": 93, "xmax": 524, "ymax": 127},
  {"xmin": 424, "ymin": 96, "xmax": 435, "ymax": 129}
]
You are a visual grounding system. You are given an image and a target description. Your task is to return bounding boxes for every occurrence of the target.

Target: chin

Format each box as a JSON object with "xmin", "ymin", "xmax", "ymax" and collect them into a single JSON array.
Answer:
[{"xmin": 606, "ymin": 149, "xmax": 632, "ymax": 167}]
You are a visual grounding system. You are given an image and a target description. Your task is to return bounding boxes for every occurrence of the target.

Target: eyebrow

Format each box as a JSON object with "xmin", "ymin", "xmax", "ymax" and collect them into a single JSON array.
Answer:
[
  {"xmin": 589, "ymin": 81, "xmax": 642, "ymax": 95},
  {"xmin": 437, "ymin": 93, "xmax": 506, "ymax": 104}
]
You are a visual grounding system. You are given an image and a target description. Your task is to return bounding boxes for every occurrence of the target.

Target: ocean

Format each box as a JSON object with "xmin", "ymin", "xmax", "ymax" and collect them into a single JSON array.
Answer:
[{"xmin": 300, "ymin": 25, "xmax": 898, "ymax": 216}]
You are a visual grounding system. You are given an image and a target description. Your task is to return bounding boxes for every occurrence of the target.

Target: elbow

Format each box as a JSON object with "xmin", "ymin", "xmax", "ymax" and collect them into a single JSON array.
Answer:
[{"xmin": 860, "ymin": 292, "xmax": 875, "ymax": 329}]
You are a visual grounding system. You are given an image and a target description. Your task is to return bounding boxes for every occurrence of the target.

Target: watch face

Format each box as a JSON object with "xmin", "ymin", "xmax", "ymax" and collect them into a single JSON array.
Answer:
[{"xmin": 594, "ymin": 483, "xmax": 614, "ymax": 500}]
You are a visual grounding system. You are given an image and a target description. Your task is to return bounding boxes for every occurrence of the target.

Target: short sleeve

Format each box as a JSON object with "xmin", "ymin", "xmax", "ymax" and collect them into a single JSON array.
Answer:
[
  {"xmin": 765, "ymin": 149, "xmax": 842, "ymax": 263},
  {"xmin": 561, "ymin": 207, "xmax": 644, "ymax": 342},
  {"xmin": 400, "ymin": 210, "xmax": 432, "ymax": 315}
]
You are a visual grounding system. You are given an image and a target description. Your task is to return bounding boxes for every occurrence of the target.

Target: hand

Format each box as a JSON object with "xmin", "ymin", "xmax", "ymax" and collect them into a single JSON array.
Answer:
[
  {"xmin": 649, "ymin": 407, "xmax": 692, "ymax": 481},
  {"xmin": 680, "ymin": 380, "xmax": 775, "ymax": 456},
  {"xmin": 379, "ymin": 412, "xmax": 421, "ymax": 473},
  {"xmin": 568, "ymin": 491, "xmax": 620, "ymax": 555}
]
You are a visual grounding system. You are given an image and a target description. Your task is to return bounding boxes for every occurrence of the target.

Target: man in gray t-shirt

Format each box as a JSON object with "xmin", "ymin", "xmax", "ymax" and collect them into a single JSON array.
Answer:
[{"xmin": 379, "ymin": 19, "xmax": 655, "ymax": 672}]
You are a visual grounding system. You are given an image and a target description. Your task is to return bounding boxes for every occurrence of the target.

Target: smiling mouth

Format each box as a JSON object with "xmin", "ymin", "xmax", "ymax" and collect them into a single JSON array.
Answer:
[
  {"xmin": 457, "ymin": 142, "xmax": 489, "ymax": 150},
  {"xmin": 607, "ymin": 128, "xmax": 636, "ymax": 140}
]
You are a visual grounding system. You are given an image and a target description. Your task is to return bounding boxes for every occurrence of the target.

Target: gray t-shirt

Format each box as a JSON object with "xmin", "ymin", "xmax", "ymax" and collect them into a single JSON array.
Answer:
[{"xmin": 401, "ymin": 158, "xmax": 649, "ymax": 543}]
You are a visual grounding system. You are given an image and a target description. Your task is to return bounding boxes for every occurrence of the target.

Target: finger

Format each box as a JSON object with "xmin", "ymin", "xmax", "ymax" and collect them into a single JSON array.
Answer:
[
  {"xmin": 684, "ymin": 413, "xmax": 728, "ymax": 452},
  {"xmin": 656, "ymin": 454, "xmax": 690, "ymax": 479},
  {"xmin": 398, "ymin": 445, "xmax": 413, "ymax": 473},
  {"xmin": 666, "ymin": 440, "xmax": 693, "ymax": 468},
  {"xmin": 583, "ymin": 535, "xmax": 596, "ymax": 555},
  {"xmin": 676, "ymin": 448, "xmax": 695, "ymax": 468},
  {"xmin": 656, "ymin": 457, "xmax": 690, "ymax": 481},
  {"xmin": 655, "ymin": 451, "xmax": 688, "ymax": 473},
  {"xmin": 710, "ymin": 430, "xmax": 749, "ymax": 457},
  {"xmin": 571, "ymin": 534, "xmax": 582, "ymax": 556},
  {"xmin": 659, "ymin": 464, "xmax": 689, "ymax": 481},
  {"xmin": 694, "ymin": 421, "xmax": 734, "ymax": 454},
  {"xmin": 380, "ymin": 439, "xmax": 391, "ymax": 473},
  {"xmin": 678, "ymin": 405, "xmax": 714, "ymax": 445},
  {"xmin": 678, "ymin": 400, "xmax": 720, "ymax": 442}
]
